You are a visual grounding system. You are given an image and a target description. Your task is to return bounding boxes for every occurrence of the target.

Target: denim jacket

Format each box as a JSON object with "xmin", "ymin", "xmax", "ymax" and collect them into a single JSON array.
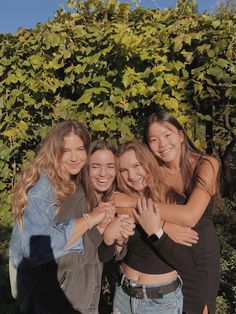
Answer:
[
  {"xmin": 9, "ymin": 172, "xmax": 84, "ymax": 311},
  {"xmin": 9, "ymin": 171, "xmax": 84, "ymax": 270}
]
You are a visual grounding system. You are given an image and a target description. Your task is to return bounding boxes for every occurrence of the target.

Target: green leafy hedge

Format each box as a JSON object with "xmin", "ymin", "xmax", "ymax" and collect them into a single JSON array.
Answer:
[{"xmin": 0, "ymin": 1, "xmax": 235, "ymax": 313}]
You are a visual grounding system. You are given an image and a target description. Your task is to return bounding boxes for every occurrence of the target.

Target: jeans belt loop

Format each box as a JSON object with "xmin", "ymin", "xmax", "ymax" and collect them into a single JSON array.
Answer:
[
  {"xmin": 177, "ymin": 275, "xmax": 183, "ymax": 288},
  {"xmin": 120, "ymin": 274, "xmax": 125, "ymax": 286},
  {"xmin": 142, "ymin": 285, "xmax": 147, "ymax": 299}
]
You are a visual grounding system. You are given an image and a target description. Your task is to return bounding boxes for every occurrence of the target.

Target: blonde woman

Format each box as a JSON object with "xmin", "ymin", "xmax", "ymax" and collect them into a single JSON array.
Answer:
[{"xmin": 9, "ymin": 121, "xmax": 110, "ymax": 314}]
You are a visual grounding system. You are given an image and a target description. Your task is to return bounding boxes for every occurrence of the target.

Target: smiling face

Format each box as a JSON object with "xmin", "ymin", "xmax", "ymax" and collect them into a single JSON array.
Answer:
[
  {"xmin": 147, "ymin": 122, "xmax": 184, "ymax": 165},
  {"xmin": 61, "ymin": 133, "xmax": 87, "ymax": 175},
  {"xmin": 89, "ymin": 149, "xmax": 116, "ymax": 198},
  {"xmin": 118, "ymin": 149, "xmax": 147, "ymax": 193}
]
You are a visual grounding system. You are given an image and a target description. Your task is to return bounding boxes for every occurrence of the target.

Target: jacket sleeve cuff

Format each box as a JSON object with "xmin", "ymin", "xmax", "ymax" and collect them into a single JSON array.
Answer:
[
  {"xmin": 54, "ymin": 219, "xmax": 84, "ymax": 254},
  {"xmin": 98, "ymin": 242, "xmax": 115, "ymax": 262}
]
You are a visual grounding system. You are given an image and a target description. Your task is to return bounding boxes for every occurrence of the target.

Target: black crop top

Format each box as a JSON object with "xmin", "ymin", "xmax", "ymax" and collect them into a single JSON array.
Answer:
[
  {"xmin": 123, "ymin": 224, "xmax": 195, "ymax": 274},
  {"xmin": 124, "ymin": 225, "xmax": 173, "ymax": 274},
  {"xmin": 99, "ymin": 224, "xmax": 196, "ymax": 274},
  {"xmin": 99, "ymin": 193, "xmax": 196, "ymax": 274}
]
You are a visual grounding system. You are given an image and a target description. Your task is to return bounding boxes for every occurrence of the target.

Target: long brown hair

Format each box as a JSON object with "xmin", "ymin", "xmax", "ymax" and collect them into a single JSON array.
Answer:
[
  {"xmin": 12, "ymin": 120, "xmax": 90, "ymax": 227},
  {"xmin": 82, "ymin": 140, "xmax": 116, "ymax": 211},
  {"xmin": 116, "ymin": 140, "xmax": 169, "ymax": 203},
  {"xmin": 144, "ymin": 111, "xmax": 220, "ymax": 201}
]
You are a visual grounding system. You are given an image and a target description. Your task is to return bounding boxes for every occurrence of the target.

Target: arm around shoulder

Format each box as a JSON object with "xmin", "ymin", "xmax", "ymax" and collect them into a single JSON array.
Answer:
[{"xmin": 158, "ymin": 156, "xmax": 220, "ymax": 227}]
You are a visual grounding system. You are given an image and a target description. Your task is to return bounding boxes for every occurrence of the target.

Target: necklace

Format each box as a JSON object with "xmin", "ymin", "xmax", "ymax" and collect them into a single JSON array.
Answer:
[
  {"xmin": 163, "ymin": 166, "xmax": 181, "ymax": 188},
  {"xmin": 162, "ymin": 166, "xmax": 182, "ymax": 178}
]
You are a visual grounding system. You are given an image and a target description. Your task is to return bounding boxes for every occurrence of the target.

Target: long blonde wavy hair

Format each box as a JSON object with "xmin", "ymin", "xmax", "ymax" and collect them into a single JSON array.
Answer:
[
  {"xmin": 116, "ymin": 140, "xmax": 169, "ymax": 203},
  {"xmin": 12, "ymin": 120, "xmax": 90, "ymax": 227}
]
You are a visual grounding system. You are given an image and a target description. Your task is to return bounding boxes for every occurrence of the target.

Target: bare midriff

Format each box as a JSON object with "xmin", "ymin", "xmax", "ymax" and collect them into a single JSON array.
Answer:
[{"xmin": 122, "ymin": 262, "xmax": 177, "ymax": 285}]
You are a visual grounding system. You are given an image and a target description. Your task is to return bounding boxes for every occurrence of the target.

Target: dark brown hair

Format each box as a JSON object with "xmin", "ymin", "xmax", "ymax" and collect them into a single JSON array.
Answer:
[
  {"xmin": 82, "ymin": 140, "xmax": 116, "ymax": 211},
  {"xmin": 144, "ymin": 111, "xmax": 220, "ymax": 204}
]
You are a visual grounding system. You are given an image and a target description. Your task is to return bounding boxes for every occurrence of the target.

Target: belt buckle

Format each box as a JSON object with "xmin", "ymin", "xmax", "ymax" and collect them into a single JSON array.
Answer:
[{"xmin": 134, "ymin": 287, "xmax": 144, "ymax": 299}]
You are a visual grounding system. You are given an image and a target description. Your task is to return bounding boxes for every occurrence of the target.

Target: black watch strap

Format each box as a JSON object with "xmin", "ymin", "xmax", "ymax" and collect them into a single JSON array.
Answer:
[{"xmin": 148, "ymin": 233, "xmax": 159, "ymax": 243}]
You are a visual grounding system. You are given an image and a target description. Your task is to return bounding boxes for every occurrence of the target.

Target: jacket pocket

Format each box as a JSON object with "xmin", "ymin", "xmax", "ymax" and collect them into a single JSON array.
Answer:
[
  {"xmin": 59, "ymin": 271, "xmax": 67, "ymax": 289},
  {"xmin": 62, "ymin": 265, "xmax": 99, "ymax": 310}
]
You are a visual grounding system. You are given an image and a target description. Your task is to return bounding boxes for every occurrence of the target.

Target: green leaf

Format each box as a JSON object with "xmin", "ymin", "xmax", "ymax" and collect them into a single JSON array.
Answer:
[
  {"xmin": 216, "ymin": 59, "xmax": 229, "ymax": 68},
  {"xmin": 0, "ymin": 65, "xmax": 4, "ymax": 76},
  {"xmin": 29, "ymin": 54, "xmax": 44, "ymax": 70},
  {"xmin": 173, "ymin": 34, "xmax": 184, "ymax": 52},
  {"xmin": 103, "ymin": 105, "xmax": 115, "ymax": 117},
  {"xmin": 164, "ymin": 74, "xmax": 179, "ymax": 87},
  {"xmin": 197, "ymin": 44, "xmax": 211, "ymax": 54},
  {"xmin": 107, "ymin": 119, "xmax": 118, "ymax": 131},
  {"xmin": 212, "ymin": 20, "xmax": 221, "ymax": 29},
  {"xmin": 194, "ymin": 83, "xmax": 203, "ymax": 93},
  {"xmin": 16, "ymin": 121, "xmax": 28, "ymax": 131},
  {"xmin": 225, "ymin": 88, "xmax": 236, "ymax": 99},
  {"xmin": 153, "ymin": 78, "xmax": 164, "ymax": 90},
  {"xmin": 90, "ymin": 119, "xmax": 106, "ymax": 131},
  {"xmin": 163, "ymin": 98, "xmax": 179, "ymax": 109},
  {"xmin": 207, "ymin": 66, "xmax": 224, "ymax": 80},
  {"xmin": 77, "ymin": 90, "xmax": 93, "ymax": 105},
  {"xmin": 44, "ymin": 32, "xmax": 61, "ymax": 48},
  {"xmin": 207, "ymin": 50, "xmax": 215, "ymax": 58},
  {"xmin": 91, "ymin": 106, "xmax": 104, "ymax": 116},
  {"xmin": 184, "ymin": 34, "xmax": 192, "ymax": 45}
]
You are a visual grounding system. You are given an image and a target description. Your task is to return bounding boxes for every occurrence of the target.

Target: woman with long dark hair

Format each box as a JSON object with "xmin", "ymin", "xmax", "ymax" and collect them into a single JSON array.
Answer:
[{"xmin": 144, "ymin": 111, "xmax": 220, "ymax": 314}]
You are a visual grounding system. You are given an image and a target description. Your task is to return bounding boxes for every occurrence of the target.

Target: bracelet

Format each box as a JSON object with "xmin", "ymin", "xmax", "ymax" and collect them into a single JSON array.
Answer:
[
  {"xmin": 114, "ymin": 240, "xmax": 126, "ymax": 247},
  {"xmin": 83, "ymin": 214, "xmax": 93, "ymax": 230}
]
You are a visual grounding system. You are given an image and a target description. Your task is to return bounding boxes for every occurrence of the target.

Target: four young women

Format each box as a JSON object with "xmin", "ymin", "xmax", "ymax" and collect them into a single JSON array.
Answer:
[{"xmin": 10, "ymin": 111, "xmax": 221, "ymax": 314}]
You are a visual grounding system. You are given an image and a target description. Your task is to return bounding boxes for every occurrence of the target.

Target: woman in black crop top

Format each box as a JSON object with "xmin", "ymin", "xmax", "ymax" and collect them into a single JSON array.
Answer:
[
  {"xmin": 100, "ymin": 140, "xmax": 196, "ymax": 314},
  {"xmin": 112, "ymin": 112, "xmax": 220, "ymax": 314}
]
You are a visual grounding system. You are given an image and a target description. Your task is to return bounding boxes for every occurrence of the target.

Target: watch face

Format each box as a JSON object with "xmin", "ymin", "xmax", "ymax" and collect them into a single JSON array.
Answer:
[{"xmin": 148, "ymin": 233, "xmax": 159, "ymax": 243}]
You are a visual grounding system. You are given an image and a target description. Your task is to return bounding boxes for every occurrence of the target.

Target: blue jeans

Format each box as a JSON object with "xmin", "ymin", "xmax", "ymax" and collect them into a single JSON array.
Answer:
[{"xmin": 113, "ymin": 277, "xmax": 183, "ymax": 314}]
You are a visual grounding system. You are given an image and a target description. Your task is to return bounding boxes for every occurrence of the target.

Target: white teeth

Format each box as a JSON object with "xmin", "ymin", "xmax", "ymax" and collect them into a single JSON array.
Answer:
[
  {"xmin": 97, "ymin": 179, "xmax": 108, "ymax": 183},
  {"xmin": 160, "ymin": 148, "xmax": 172, "ymax": 155}
]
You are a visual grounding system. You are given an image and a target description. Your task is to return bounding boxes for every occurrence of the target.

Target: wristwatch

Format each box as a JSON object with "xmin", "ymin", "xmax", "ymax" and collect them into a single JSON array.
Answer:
[{"xmin": 148, "ymin": 229, "xmax": 164, "ymax": 243}]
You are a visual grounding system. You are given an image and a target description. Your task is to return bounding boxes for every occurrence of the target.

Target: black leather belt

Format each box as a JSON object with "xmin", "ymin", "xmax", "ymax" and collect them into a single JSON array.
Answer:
[{"xmin": 120, "ymin": 276, "xmax": 181, "ymax": 299}]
